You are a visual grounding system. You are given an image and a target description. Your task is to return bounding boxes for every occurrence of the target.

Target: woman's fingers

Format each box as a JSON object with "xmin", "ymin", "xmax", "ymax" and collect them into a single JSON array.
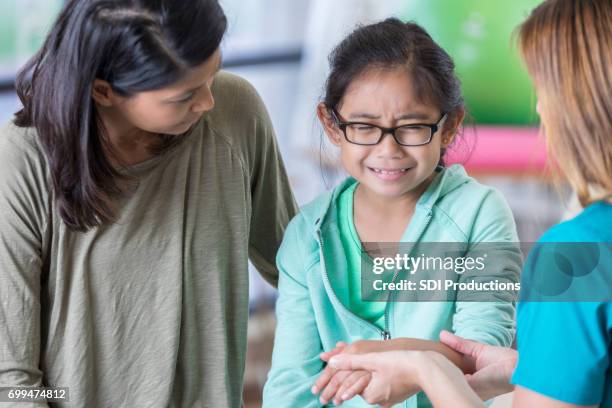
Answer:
[
  {"xmin": 329, "ymin": 353, "xmax": 377, "ymax": 372},
  {"xmin": 439, "ymin": 330, "xmax": 481, "ymax": 358},
  {"xmin": 336, "ymin": 370, "xmax": 371, "ymax": 402},
  {"xmin": 319, "ymin": 370, "xmax": 351, "ymax": 405}
]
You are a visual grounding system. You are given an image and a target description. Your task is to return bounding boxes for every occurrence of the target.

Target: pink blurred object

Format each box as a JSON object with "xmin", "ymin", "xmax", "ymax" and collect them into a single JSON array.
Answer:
[{"xmin": 446, "ymin": 126, "xmax": 548, "ymax": 176}]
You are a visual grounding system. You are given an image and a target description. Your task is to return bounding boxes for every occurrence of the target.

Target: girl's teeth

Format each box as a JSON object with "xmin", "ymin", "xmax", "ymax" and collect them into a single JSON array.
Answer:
[{"xmin": 373, "ymin": 168, "xmax": 407, "ymax": 174}]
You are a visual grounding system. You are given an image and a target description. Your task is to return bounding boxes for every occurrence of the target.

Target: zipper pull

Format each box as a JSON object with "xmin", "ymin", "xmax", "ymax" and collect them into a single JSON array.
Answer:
[{"xmin": 381, "ymin": 330, "xmax": 391, "ymax": 340}]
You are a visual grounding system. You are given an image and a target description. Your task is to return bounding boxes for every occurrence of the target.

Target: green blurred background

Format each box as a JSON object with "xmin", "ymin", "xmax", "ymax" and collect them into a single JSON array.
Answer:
[{"xmin": 400, "ymin": 0, "xmax": 541, "ymax": 125}]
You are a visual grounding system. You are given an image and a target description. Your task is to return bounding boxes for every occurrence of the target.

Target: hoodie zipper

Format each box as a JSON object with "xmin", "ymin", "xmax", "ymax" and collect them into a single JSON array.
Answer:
[
  {"xmin": 317, "ymin": 213, "xmax": 435, "ymax": 340},
  {"xmin": 315, "ymin": 208, "xmax": 434, "ymax": 342},
  {"xmin": 382, "ymin": 210, "xmax": 433, "ymax": 336},
  {"xmin": 316, "ymin": 231, "xmax": 391, "ymax": 340}
]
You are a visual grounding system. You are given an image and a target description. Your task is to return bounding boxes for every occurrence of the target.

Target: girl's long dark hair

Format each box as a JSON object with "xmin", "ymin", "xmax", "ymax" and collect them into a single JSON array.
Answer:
[{"xmin": 14, "ymin": 0, "xmax": 227, "ymax": 231}]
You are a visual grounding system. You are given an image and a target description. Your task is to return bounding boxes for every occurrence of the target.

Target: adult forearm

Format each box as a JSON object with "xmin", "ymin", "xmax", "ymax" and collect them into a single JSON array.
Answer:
[{"xmin": 416, "ymin": 352, "xmax": 484, "ymax": 408}]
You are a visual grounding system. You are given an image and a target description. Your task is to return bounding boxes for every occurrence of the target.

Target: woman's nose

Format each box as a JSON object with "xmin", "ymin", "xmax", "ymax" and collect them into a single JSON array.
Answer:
[{"xmin": 191, "ymin": 87, "xmax": 215, "ymax": 113}]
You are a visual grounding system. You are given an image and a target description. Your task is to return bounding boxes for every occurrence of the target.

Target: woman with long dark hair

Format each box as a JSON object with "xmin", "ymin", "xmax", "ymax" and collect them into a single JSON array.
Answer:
[{"xmin": 0, "ymin": 0, "xmax": 296, "ymax": 406}]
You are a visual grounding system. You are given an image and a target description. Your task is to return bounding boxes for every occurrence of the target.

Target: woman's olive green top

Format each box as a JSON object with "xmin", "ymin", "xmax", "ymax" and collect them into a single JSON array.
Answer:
[{"xmin": 0, "ymin": 72, "xmax": 297, "ymax": 408}]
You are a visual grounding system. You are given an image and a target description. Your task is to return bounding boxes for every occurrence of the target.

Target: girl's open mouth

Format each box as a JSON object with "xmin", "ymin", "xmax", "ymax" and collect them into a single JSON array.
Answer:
[{"xmin": 368, "ymin": 167, "xmax": 412, "ymax": 181}]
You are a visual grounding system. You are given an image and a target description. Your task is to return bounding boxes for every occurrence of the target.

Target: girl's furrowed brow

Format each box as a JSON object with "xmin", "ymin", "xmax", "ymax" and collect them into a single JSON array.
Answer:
[{"xmin": 348, "ymin": 112, "xmax": 433, "ymax": 121}]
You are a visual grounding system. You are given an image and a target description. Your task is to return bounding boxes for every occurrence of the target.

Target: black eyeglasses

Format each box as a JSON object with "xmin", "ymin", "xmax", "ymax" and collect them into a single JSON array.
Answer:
[{"xmin": 330, "ymin": 109, "xmax": 447, "ymax": 146}]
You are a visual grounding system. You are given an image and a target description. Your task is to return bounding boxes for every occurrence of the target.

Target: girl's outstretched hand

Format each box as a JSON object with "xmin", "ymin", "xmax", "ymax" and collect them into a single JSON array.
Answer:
[
  {"xmin": 314, "ymin": 340, "xmax": 386, "ymax": 405},
  {"xmin": 319, "ymin": 341, "xmax": 348, "ymax": 362},
  {"xmin": 311, "ymin": 364, "xmax": 371, "ymax": 406}
]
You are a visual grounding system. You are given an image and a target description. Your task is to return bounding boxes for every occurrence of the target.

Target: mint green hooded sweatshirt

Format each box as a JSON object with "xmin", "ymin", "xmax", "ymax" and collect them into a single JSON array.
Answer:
[{"xmin": 263, "ymin": 165, "xmax": 521, "ymax": 408}]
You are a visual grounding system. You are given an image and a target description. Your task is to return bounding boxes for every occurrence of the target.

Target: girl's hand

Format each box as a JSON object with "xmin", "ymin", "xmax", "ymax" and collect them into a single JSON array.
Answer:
[
  {"xmin": 314, "ymin": 338, "xmax": 440, "ymax": 404},
  {"xmin": 312, "ymin": 365, "xmax": 371, "ymax": 405},
  {"xmin": 315, "ymin": 341, "xmax": 382, "ymax": 405},
  {"xmin": 319, "ymin": 341, "xmax": 348, "ymax": 362}
]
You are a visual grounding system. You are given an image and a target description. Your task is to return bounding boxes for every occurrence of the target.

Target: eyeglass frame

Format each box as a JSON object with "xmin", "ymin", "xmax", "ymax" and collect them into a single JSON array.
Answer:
[{"xmin": 329, "ymin": 108, "xmax": 448, "ymax": 146}]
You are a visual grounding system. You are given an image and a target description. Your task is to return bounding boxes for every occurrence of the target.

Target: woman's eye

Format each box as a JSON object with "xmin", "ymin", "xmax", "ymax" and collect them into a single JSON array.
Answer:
[
  {"xmin": 175, "ymin": 94, "xmax": 195, "ymax": 103},
  {"xmin": 354, "ymin": 125, "xmax": 375, "ymax": 131}
]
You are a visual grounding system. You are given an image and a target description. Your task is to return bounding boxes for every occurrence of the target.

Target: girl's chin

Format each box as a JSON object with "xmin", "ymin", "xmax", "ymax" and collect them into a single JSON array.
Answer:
[
  {"xmin": 357, "ymin": 175, "xmax": 430, "ymax": 200},
  {"xmin": 359, "ymin": 181, "xmax": 416, "ymax": 198}
]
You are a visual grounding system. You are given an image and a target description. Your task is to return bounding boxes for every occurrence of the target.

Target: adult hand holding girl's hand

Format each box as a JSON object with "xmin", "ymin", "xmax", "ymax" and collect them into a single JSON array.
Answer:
[
  {"xmin": 313, "ymin": 340, "xmax": 419, "ymax": 405},
  {"xmin": 325, "ymin": 350, "xmax": 428, "ymax": 407},
  {"xmin": 328, "ymin": 350, "xmax": 486, "ymax": 408},
  {"xmin": 312, "ymin": 341, "xmax": 372, "ymax": 406},
  {"xmin": 439, "ymin": 330, "xmax": 517, "ymax": 400}
]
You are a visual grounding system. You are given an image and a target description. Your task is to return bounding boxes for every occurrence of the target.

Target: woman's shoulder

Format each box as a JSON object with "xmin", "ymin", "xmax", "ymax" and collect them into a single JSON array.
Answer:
[
  {"xmin": 520, "ymin": 203, "xmax": 612, "ymax": 303},
  {"xmin": 204, "ymin": 71, "xmax": 278, "ymax": 171},
  {"xmin": 0, "ymin": 120, "xmax": 48, "ymax": 178},
  {"xmin": 539, "ymin": 201, "xmax": 612, "ymax": 243},
  {"xmin": 0, "ymin": 120, "xmax": 43, "ymax": 156},
  {"xmin": 0, "ymin": 120, "xmax": 51, "ymax": 234},
  {"xmin": 208, "ymin": 71, "xmax": 268, "ymax": 125}
]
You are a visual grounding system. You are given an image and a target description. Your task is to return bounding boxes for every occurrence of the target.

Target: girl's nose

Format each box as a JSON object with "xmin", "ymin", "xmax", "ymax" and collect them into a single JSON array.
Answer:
[{"xmin": 375, "ymin": 131, "xmax": 405, "ymax": 158}]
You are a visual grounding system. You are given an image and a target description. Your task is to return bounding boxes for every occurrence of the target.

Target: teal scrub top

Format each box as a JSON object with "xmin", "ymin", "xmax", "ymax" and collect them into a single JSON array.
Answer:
[{"xmin": 512, "ymin": 201, "xmax": 612, "ymax": 406}]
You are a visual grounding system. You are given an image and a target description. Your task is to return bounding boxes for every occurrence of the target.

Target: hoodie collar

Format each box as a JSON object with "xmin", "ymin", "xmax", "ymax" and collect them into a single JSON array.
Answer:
[{"xmin": 313, "ymin": 164, "xmax": 471, "ymax": 229}]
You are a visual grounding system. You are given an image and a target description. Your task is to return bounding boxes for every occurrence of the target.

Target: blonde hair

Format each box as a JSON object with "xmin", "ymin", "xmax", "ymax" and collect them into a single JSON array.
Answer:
[{"xmin": 518, "ymin": 0, "xmax": 612, "ymax": 206}]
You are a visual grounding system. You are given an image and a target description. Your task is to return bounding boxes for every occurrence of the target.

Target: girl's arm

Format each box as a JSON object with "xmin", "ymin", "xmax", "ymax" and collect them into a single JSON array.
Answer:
[
  {"xmin": 380, "ymin": 337, "xmax": 469, "ymax": 371},
  {"xmin": 261, "ymin": 214, "xmax": 324, "ymax": 408},
  {"xmin": 324, "ymin": 337, "xmax": 470, "ymax": 371},
  {"xmin": 453, "ymin": 189, "xmax": 521, "ymax": 347}
]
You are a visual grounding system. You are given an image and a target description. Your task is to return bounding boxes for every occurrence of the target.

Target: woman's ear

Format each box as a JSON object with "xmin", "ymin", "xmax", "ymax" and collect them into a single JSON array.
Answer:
[
  {"xmin": 92, "ymin": 79, "xmax": 117, "ymax": 107},
  {"xmin": 441, "ymin": 108, "xmax": 465, "ymax": 148},
  {"xmin": 316, "ymin": 102, "xmax": 343, "ymax": 147}
]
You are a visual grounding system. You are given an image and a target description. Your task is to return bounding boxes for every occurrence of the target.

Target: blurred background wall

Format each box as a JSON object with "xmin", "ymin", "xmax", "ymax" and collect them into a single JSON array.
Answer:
[{"xmin": 0, "ymin": 1, "xmax": 570, "ymax": 406}]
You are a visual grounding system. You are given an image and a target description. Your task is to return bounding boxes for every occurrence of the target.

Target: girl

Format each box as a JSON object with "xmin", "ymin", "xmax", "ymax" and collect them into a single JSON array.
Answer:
[
  {"xmin": 0, "ymin": 0, "xmax": 296, "ymax": 406},
  {"xmin": 327, "ymin": 0, "xmax": 612, "ymax": 407},
  {"xmin": 263, "ymin": 19, "xmax": 521, "ymax": 408}
]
